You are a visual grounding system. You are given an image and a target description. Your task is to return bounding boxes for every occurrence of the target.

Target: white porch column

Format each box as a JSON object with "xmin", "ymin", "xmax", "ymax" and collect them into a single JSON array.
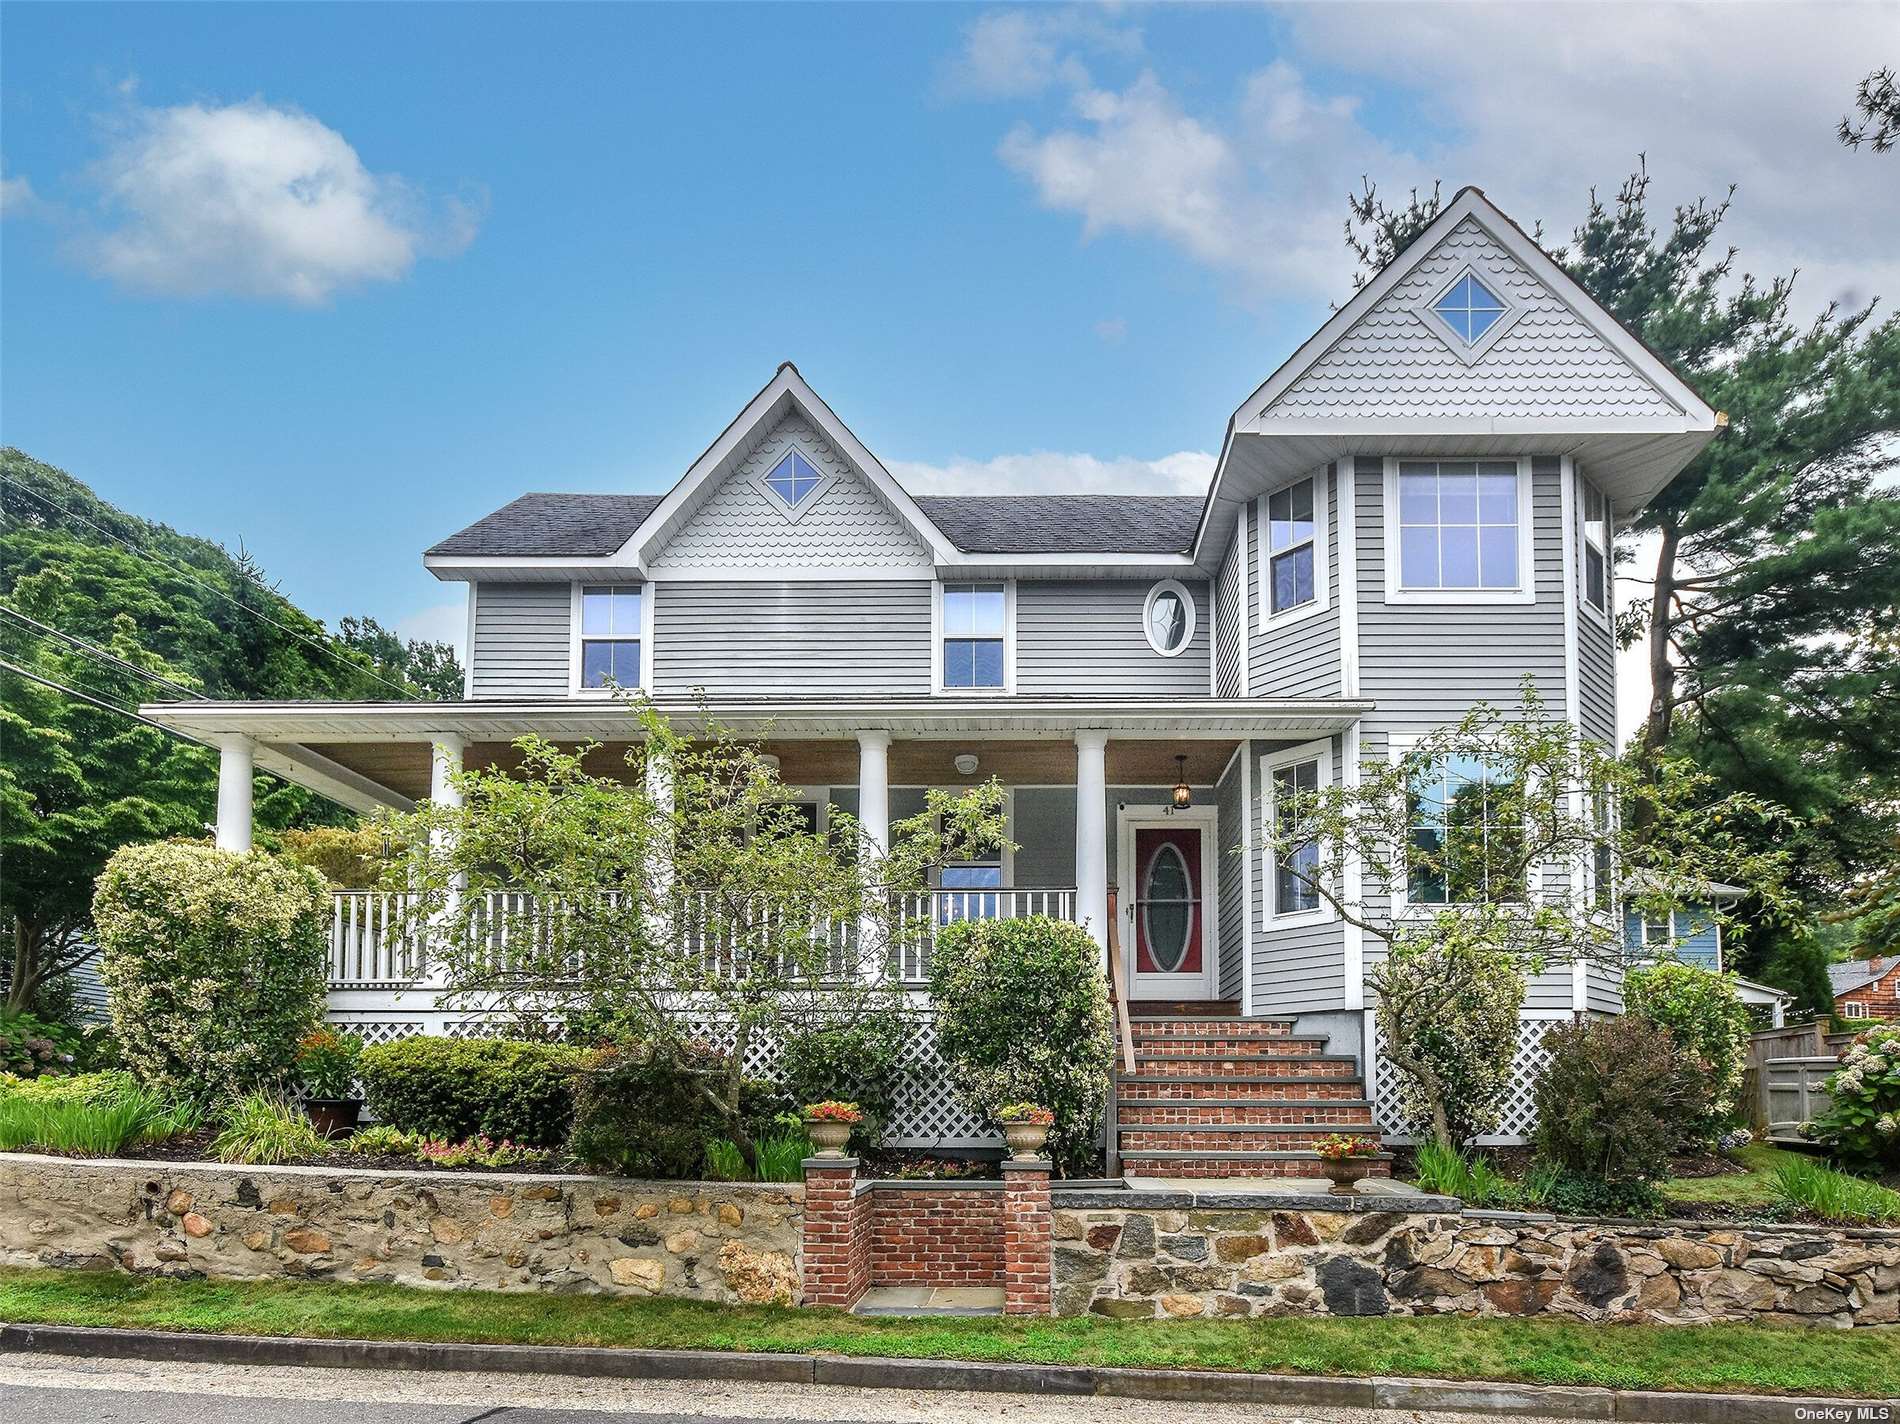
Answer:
[
  {"xmin": 1074, "ymin": 730, "xmax": 1109, "ymax": 955},
  {"xmin": 856, "ymin": 731, "xmax": 891, "ymax": 855},
  {"xmin": 425, "ymin": 735, "xmax": 467, "ymax": 993},
  {"xmin": 214, "ymin": 735, "xmax": 255, "ymax": 852}
]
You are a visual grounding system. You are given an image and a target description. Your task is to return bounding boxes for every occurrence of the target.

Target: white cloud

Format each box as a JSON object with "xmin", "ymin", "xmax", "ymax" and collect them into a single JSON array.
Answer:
[
  {"xmin": 42, "ymin": 98, "xmax": 480, "ymax": 304},
  {"xmin": 948, "ymin": 9, "xmax": 1142, "ymax": 98},
  {"xmin": 1093, "ymin": 315, "xmax": 1128, "ymax": 343},
  {"xmin": 0, "ymin": 173, "xmax": 48, "ymax": 222},
  {"xmin": 889, "ymin": 448, "xmax": 1214, "ymax": 496},
  {"xmin": 974, "ymin": 4, "xmax": 1900, "ymax": 307},
  {"xmin": 395, "ymin": 598, "xmax": 469, "ymax": 659}
]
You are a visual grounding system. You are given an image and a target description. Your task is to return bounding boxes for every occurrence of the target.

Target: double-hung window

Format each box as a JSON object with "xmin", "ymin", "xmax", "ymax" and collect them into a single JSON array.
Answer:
[
  {"xmin": 1591, "ymin": 794, "xmax": 1615, "ymax": 913},
  {"xmin": 1271, "ymin": 757, "xmax": 1322, "ymax": 915},
  {"xmin": 941, "ymin": 582, "xmax": 1006, "ymax": 690},
  {"xmin": 1405, "ymin": 753, "xmax": 1524, "ymax": 904},
  {"xmin": 1581, "ymin": 480, "xmax": 1609, "ymax": 615},
  {"xmin": 1844, "ymin": 999, "xmax": 1872, "ymax": 1020},
  {"xmin": 1643, "ymin": 912, "xmax": 1674, "ymax": 949},
  {"xmin": 578, "ymin": 585, "xmax": 642, "ymax": 691},
  {"xmin": 1266, "ymin": 477, "xmax": 1318, "ymax": 616},
  {"xmin": 1392, "ymin": 459, "xmax": 1526, "ymax": 597}
]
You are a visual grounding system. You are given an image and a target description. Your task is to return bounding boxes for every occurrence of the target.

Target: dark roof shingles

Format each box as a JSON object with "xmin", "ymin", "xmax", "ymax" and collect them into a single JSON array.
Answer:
[{"xmin": 427, "ymin": 493, "xmax": 662, "ymax": 558}]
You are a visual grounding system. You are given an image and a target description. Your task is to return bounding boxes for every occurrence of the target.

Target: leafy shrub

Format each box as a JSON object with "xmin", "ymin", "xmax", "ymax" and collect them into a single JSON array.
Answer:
[
  {"xmin": 778, "ymin": 1013, "xmax": 908, "ymax": 1149},
  {"xmin": 1770, "ymin": 1154, "xmax": 1900, "ymax": 1225},
  {"xmin": 565, "ymin": 1040, "xmax": 784, "ymax": 1178},
  {"xmin": 0, "ymin": 1069, "xmax": 137, "ymax": 1106},
  {"xmin": 1808, "ymin": 1022, "xmax": 1900, "ymax": 1169},
  {"xmin": 94, "ymin": 842, "xmax": 329, "ymax": 1101},
  {"xmin": 212, "ymin": 1092, "xmax": 330, "ymax": 1164},
  {"xmin": 348, "ymin": 1123, "xmax": 426, "ymax": 1157},
  {"xmin": 1533, "ymin": 1016, "xmax": 1698, "ymax": 1185},
  {"xmin": 1625, "ymin": 960, "xmax": 1753, "ymax": 1145},
  {"xmin": 0, "ymin": 1011, "xmax": 80, "ymax": 1079},
  {"xmin": 1374, "ymin": 940, "xmax": 1523, "ymax": 1149},
  {"xmin": 927, "ymin": 915, "xmax": 1113, "ymax": 1176},
  {"xmin": 296, "ymin": 1028, "xmax": 364, "ymax": 1100},
  {"xmin": 1537, "ymin": 1170, "xmax": 1662, "ymax": 1218},
  {"xmin": 357, "ymin": 1037, "xmax": 583, "ymax": 1148},
  {"xmin": 276, "ymin": 824, "xmax": 391, "ymax": 888}
]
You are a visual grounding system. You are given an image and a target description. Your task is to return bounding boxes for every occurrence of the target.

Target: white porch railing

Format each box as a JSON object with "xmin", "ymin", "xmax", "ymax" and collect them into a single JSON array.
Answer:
[{"xmin": 326, "ymin": 887, "xmax": 1077, "ymax": 991}]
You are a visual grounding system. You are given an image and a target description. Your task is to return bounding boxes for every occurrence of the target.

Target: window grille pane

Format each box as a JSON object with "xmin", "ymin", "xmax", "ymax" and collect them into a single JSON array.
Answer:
[
  {"xmin": 1400, "ymin": 526, "xmax": 1438, "ymax": 587},
  {"xmin": 1479, "ymin": 525, "xmax": 1518, "ymax": 587},
  {"xmin": 1271, "ymin": 545, "xmax": 1314, "ymax": 612},
  {"xmin": 1440, "ymin": 525, "xmax": 1480, "ymax": 586}
]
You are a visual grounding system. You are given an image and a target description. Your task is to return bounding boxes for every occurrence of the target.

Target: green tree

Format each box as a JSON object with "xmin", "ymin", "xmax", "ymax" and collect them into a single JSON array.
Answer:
[
  {"xmin": 382, "ymin": 696, "xmax": 1009, "ymax": 1171},
  {"xmin": 1840, "ymin": 66, "xmax": 1899, "ymax": 153}
]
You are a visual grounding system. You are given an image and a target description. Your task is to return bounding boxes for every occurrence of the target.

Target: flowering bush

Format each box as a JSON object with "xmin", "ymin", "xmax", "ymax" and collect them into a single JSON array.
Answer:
[
  {"xmin": 1313, "ymin": 1133, "xmax": 1380, "ymax": 1161},
  {"xmin": 996, "ymin": 1102, "xmax": 1053, "ymax": 1125},
  {"xmin": 1809, "ymin": 1022, "xmax": 1900, "ymax": 1169},
  {"xmin": 94, "ymin": 842, "xmax": 329, "ymax": 1102},
  {"xmin": 803, "ymin": 1100, "xmax": 864, "ymax": 1123},
  {"xmin": 416, "ymin": 1133, "xmax": 552, "ymax": 1169},
  {"xmin": 296, "ymin": 1028, "xmax": 363, "ymax": 1100},
  {"xmin": 0, "ymin": 1012, "xmax": 77, "ymax": 1080},
  {"xmin": 1717, "ymin": 1126, "xmax": 1754, "ymax": 1152},
  {"xmin": 1626, "ymin": 960, "xmax": 1752, "ymax": 1145},
  {"xmin": 928, "ymin": 915, "xmax": 1114, "ymax": 1176}
]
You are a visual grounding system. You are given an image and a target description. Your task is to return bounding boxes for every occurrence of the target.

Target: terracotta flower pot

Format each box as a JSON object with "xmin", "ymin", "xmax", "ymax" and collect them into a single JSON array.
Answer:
[
  {"xmin": 304, "ymin": 1098, "xmax": 363, "ymax": 1140},
  {"xmin": 1319, "ymin": 1155, "xmax": 1371, "ymax": 1196},
  {"xmin": 806, "ymin": 1118, "xmax": 853, "ymax": 1157},
  {"xmin": 1003, "ymin": 1121, "xmax": 1051, "ymax": 1160}
]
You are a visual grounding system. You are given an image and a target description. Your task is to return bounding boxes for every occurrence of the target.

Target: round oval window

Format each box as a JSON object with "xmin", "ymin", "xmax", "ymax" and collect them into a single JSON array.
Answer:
[
  {"xmin": 1141, "ymin": 843, "xmax": 1194, "ymax": 972},
  {"xmin": 1145, "ymin": 581, "xmax": 1193, "ymax": 655}
]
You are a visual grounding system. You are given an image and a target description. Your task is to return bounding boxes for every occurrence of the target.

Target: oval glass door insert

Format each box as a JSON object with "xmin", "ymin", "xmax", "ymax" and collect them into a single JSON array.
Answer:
[{"xmin": 1141, "ymin": 842, "xmax": 1194, "ymax": 973}]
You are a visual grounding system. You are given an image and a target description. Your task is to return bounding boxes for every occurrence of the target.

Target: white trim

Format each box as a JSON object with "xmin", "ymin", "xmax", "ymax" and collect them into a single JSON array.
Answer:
[
  {"xmin": 1577, "ymin": 470, "xmax": 1614, "ymax": 632},
  {"xmin": 748, "ymin": 439, "xmax": 841, "ymax": 524},
  {"xmin": 567, "ymin": 581, "xmax": 646, "ymax": 698},
  {"xmin": 461, "ymin": 583, "xmax": 477, "ymax": 700},
  {"xmin": 1259, "ymin": 737, "xmax": 1336, "ymax": 926},
  {"xmin": 1414, "ymin": 260, "xmax": 1528, "ymax": 367},
  {"xmin": 638, "ymin": 566, "xmax": 936, "ymax": 584},
  {"xmin": 1142, "ymin": 578, "xmax": 1198, "ymax": 658},
  {"xmin": 642, "ymin": 579, "xmax": 659, "ymax": 695},
  {"xmin": 1335, "ymin": 463, "xmax": 1360, "ymax": 698},
  {"xmin": 1238, "ymin": 504, "xmax": 1253, "ymax": 698},
  {"xmin": 1381, "ymin": 456, "xmax": 1535, "ymax": 605},
  {"xmin": 933, "ymin": 578, "xmax": 1016, "ymax": 696},
  {"xmin": 1256, "ymin": 470, "xmax": 1331, "ymax": 630},
  {"xmin": 1239, "ymin": 738, "xmax": 1255, "ymax": 1015},
  {"xmin": 1559, "ymin": 456, "xmax": 1586, "ymax": 1013},
  {"xmin": 1117, "ymin": 803, "xmax": 1219, "ymax": 999},
  {"xmin": 1340, "ymin": 725, "xmax": 1364, "ymax": 1010}
]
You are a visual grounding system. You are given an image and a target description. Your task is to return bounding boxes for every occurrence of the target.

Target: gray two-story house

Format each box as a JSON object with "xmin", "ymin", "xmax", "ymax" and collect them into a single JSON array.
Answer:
[{"xmin": 147, "ymin": 188, "xmax": 1721, "ymax": 1167}]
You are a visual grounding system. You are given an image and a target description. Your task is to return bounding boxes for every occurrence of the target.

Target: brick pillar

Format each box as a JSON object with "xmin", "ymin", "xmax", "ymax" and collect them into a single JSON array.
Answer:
[
  {"xmin": 801, "ymin": 1157, "xmax": 868, "ymax": 1308},
  {"xmin": 1001, "ymin": 1158, "xmax": 1053, "ymax": 1316}
]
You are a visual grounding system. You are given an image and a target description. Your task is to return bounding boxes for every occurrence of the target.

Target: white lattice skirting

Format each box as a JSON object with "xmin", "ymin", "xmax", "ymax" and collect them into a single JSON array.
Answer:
[
  {"xmin": 1365, "ymin": 1010, "xmax": 1565, "ymax": 1147},
  {"xmin": 326, "ymin": 1005, "xmax": 996, "ymax": 1149}
]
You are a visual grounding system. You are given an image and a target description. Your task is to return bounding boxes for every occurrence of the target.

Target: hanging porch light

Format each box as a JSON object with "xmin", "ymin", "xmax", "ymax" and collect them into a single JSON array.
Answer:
[{"xmin": 1172, "ymin": 754, "xmax": 1192, "ymax": 810}]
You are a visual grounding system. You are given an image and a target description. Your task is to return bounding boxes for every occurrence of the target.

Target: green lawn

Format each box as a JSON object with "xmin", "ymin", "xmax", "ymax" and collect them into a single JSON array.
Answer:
[
  {"xmin": 0, "ymin": 1268, "xmax": 1893, "ymax": 1398},
  {"xmin": 1660, "ymin": 1144, "xmax": 1807, "ymax": 1209}
]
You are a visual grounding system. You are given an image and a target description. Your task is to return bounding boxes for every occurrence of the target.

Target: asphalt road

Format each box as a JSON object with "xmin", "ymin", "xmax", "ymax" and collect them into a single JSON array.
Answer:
[{"xmin": 0, "ymin": 1353, "xmax": 1591, "ymax": 1424}]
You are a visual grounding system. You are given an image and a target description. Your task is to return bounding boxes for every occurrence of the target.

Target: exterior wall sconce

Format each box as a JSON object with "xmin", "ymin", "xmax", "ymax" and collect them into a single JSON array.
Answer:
[
  {"xmin": 1172, "ymin": 754, "xmax": 1192, "ymax": 810},
  {"xmin": 954, "ymin": 753, "xmax": 980, "ymax": 776}
]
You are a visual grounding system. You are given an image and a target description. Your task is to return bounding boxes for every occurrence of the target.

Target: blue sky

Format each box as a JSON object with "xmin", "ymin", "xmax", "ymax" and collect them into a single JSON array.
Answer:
[{"xmin": 4, "ymin": 3, "xmax": 1892, "ymax": 738}]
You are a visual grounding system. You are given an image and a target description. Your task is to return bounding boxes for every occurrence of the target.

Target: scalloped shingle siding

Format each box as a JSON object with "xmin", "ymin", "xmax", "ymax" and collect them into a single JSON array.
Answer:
[{"xmin": 1269, "ymin": 218, "xmax": 1680, "ymax": 422}]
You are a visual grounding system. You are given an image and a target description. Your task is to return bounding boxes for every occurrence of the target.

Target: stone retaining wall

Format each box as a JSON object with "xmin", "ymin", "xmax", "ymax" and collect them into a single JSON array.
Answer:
[
  {"xmin": 1049, "ymin": 1190, "xmax": 1900, "ymax": 1327},
  {"xmin": 0, "ymin": 1154, "xmax": 801, "ymax": 1305}
]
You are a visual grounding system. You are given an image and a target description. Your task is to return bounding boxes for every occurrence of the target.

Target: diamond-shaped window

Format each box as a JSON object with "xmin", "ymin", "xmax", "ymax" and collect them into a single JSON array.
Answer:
[
  {"xmin": 1433, "ymin": 274, "xmax": 1507, "ymax": 345},
  {"xmin": 764, "ymin": 450, "xmax": 824, "ymax": 507}
]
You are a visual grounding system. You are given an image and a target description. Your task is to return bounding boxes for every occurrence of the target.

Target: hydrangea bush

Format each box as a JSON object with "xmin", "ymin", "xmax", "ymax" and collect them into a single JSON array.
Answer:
[
  {"xmin": 1625, "ymin": 959, "xmax": 1753, "ymax": 1145},
  {"xmin": 928, "ymin": 915, "xmax": 1113, "ymax": 1176},
  {"xmin": 93, "ymin": 842, "xmax": 329, "ymax": 1102},
  {"xmin": 1810, "ymin": 1022, "xmax": 1900, "ymax": 1169}
]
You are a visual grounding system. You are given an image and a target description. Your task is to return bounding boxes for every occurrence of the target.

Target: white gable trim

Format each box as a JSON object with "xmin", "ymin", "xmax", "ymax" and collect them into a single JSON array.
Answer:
[{"xmin": 626, "ymin": 365, "xmax": 959, "ymax": 568}]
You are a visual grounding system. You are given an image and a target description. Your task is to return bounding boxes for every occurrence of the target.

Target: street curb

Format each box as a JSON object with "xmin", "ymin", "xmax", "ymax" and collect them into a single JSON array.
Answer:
[{"xmin": 1, "ymin": 1321, "xmax": 1888, "ymax": 1422}]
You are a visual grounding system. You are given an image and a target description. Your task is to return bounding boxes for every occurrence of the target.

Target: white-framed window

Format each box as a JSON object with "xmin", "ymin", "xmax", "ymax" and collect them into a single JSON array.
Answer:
[
  {"xmin": 935, "ymin": 581, "xmax": 1012, "ymax": 693},
  {"xmin": 1581, "ymin": 477, "xmax": 1610, "ymax": 618},
  {"xmin": 1143, "ymin": 578, "xmax": 1197, "ymax": 656},
  {"xmin": 1641, "ymin": 911, "xmax": 1675, "ymax": 948},
  {"xmin": 1417, "ymin": 263, "xmax": 1525, "ymax": 365},
  {"xmin": 571, "ymin": 584, "xmax": 645, "ymax": 693},
  {"xmin": 1261, "ymin": 738, "xmax": 1333, "ymax": 922},
  {"xmin": 1590, "ymin": 794, "xmax": 1615, "ymax": 913},
  {"xmin": 937, "ymin": 787, "xmax": 1012, "ymax": 922},
  {"xmin": 1259, "ymin": 472, "xmax": 1329, "ymax": 626},
  {"xmin": 750, "ymin": 441, "xmax": 838, "ymax": 522},
  {"xmin": 1403, "ymin": 752, "xmax": 1526, "ymax": 906},
  {"xmin": 1383, "ymin": 457, "xmax": 1533, "ymax": 604},
  {"xmin": 1843, "ymin": 999, "xmax": 1872, "ymax": 1019}
]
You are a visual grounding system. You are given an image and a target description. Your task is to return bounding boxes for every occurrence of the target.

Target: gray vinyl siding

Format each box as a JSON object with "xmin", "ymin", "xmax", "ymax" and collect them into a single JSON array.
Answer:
[
  {"xmin": 1249, "ymin": 466, "xmax": 1343, "ymax": 698},
  {"xmin": 1578, "ymin": 603, "xmax": 1618, "ymax": 748},
  {"xmin": 1250, "ymin": 736, "xmax": 1347, "ymax": 1016},
  {"xmin": 469, "ymin": 583, "xmax": 571, "ymax": 698},
  {"xmin": 652, "ymin": 581, "xmax": 932, "ymax": 695},
  {"xmin": 1216, "ymin": 750, "xmax": 1245, "ymax": 1001},
  {"xmin": 1012, "ymin": 787, "xmax": 1076, "ymax": 889},
  {"xmin": 1212, "ymin": 512, "xmax": 1247, "ymax": 698},
  {"xmin": 1587, "ymin": 959, "xmax": 1625, "ymax": 1016},
  {"xmin": 1015, "ymin": 579, "xmax": 1211, "ymax": 697}
]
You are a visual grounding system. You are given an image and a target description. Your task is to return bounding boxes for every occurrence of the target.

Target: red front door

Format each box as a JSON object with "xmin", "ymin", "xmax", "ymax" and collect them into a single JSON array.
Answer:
[{"xmin": 1132, "ymin": 824, "xmax": 1204, "ymax": 988}]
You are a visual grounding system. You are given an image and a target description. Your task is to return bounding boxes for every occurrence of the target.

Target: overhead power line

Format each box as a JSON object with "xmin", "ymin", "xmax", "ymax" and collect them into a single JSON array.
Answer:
[
  {"xmin": 0, "ymin": 604, "xmax": 206, "ymax": 700},
  {"xmin": 0, "ymin": 656, "xmax": 212, "ymax": 745},
  {"xmin": 0, "ymin": 472, "xmax": 421, "ymax": 701}
]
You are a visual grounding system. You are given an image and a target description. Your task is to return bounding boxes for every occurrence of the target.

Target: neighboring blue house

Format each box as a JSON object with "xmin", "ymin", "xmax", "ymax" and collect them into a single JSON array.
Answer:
[{"xmin": 1623, "ymin": 880, "xmax": 1789, "ymax": 1026}]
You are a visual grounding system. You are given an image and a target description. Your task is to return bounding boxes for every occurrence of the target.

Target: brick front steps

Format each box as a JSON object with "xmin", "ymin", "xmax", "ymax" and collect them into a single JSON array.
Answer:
[{"xmin": 1112, "ymin": 1010, "xmax": 1388, "ymax": 1179}]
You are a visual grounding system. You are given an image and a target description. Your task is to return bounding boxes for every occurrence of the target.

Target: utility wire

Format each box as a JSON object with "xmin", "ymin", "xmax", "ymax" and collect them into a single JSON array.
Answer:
[
  {"xmin": 0, "ymin": 604, "xmax": 206, "ymax": 700},
  {"xmin": 0, "ymin": 473, "xmax": 422, "ymax": 701},
  {"xmin": 0, "ymin": 656, "xmax": 213, "ymax": 746}
]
